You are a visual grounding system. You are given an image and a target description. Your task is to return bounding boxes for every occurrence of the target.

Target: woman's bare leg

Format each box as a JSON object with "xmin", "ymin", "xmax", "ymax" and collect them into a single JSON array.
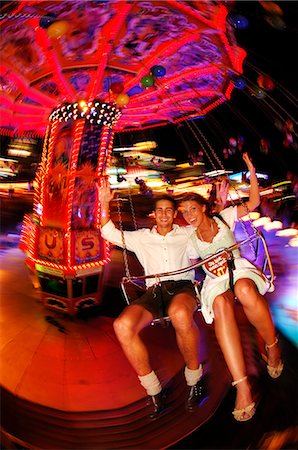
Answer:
[
  {"xmin": 234, "ymin": 278, "xmax": 281, "ymax": 367},
  {"xmin": 213, "ymin": 291, "xmax": 253, "ymax": 413}
]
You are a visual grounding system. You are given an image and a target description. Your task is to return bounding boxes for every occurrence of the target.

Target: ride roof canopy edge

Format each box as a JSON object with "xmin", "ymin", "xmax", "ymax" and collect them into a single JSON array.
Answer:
[{"xmin": 0, "ymin": 0, "xmax": 247, "ymax": 135}]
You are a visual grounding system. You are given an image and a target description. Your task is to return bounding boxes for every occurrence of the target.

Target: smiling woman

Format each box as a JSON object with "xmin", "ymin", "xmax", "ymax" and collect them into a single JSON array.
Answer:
[{"xmin": 178, "ymin": 152, "xmax": 283, "ymax": 422}]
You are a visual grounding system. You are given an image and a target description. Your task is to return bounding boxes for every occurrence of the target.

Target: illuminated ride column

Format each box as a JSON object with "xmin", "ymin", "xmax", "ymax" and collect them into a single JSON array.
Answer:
[{"xmin": 20, "ymin": 100, "xmax": 122, "ymax": 315}]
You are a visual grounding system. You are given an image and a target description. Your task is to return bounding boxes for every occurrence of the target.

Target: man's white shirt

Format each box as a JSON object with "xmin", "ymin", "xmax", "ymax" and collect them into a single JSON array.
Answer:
[{"xmin": 101, "ymin": 220, "xmax": 195, "ymax": 287}]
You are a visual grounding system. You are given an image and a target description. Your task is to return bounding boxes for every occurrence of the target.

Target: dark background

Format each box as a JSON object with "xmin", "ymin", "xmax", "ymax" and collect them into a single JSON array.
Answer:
[
  {"xmin": 114, "ymin": 1, "xmax": 298, "ymax": 181},
  {"xmin": 0, "ymin": 1, "xmax": 297, "ymax": 182}
]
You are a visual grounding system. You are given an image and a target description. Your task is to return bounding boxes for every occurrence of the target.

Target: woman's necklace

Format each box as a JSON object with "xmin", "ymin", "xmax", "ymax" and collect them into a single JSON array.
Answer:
[{"xmin": 196, "ymin": 220, "xmax": 215, "ymax": 242}]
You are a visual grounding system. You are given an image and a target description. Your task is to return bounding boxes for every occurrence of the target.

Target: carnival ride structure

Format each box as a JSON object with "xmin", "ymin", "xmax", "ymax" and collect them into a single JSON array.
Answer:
[
  {"xmin": 0, "ymin": 0, "xmax": 249, "ymax": 314},
  {"xmin": 1, "ymin": 1, "xmax": 297, "ymax": 449}
]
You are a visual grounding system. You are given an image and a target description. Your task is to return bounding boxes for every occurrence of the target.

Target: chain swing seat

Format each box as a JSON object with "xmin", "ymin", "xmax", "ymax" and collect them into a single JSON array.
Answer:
[
  {"xmin": 115, "ymin": 189, "xmax": 202, "ymax": 326},
  {"xmin": 120, "ymin": 276, "xmax": 202, "ymax": 326},
  {"xmin": 114, "ymin": 196, "xmax": 274, "ymax": 328},
  {"xmin": 119, "ymin": 229, "xmax": 274, "ymax": 326},
  {"xmin": 178, "ymin": 119, "xmax": 276, "ymax": 294},
  {"xmin": 115, "ymin": 125, "xmax": 274, "ymax": 326}
]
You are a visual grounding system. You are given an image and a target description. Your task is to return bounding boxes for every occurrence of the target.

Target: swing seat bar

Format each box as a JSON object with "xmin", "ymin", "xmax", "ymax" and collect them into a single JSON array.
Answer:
[
  {"xmin": 119, "ymin": 230, "xmax": 274, "ymax": 326},
  {"xmin": 122, "ymin": 230, "xmax": 274, "ymax": 284},
  {"xmin": 120, "ymin": 279, "xmax": 202, "ymax": 326}
]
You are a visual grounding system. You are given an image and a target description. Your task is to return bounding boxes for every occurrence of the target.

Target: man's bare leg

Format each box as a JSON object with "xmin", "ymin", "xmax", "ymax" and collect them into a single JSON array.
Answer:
[
  {"xmin": 169, "ymin": 294, "xmax": 205, "ymax": 410},
  {"xmin": 113, "ymin": 304, "xmax": 165, "ymax": 418}
]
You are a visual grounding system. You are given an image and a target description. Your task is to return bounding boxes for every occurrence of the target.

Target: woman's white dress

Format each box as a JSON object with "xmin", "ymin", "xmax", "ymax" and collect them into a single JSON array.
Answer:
[{"xmin": 187, "ymin": 206, "xmax": 274, "ymax": 324}]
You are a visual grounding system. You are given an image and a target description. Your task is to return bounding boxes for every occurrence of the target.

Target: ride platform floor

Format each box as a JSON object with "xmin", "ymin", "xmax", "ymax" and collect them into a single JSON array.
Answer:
[{"xmin": 0, "ymin": 244, "xmax": 297, "ymax": 449}]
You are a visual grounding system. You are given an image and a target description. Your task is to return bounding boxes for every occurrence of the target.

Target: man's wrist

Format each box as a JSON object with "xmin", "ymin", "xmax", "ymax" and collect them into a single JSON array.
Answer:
[{"xmin": 101, "ymin": 209, "xmax": 109, "ymax": 218}]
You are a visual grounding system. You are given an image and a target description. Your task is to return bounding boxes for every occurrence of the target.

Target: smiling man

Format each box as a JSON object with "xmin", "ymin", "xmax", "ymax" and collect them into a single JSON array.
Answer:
[{"xmin": 97, "ymin": 179, "xmax": 205, "ymax": 419}]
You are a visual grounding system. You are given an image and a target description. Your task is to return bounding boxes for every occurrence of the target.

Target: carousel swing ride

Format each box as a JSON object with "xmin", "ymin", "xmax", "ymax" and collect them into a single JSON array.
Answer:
[
  {"xmin": 1, "ymin": 0, "xmax": 249, "ymax": 314},
  {"xmin": 1, "ymin": 1, "xmax": 297, "ymax": 449}
]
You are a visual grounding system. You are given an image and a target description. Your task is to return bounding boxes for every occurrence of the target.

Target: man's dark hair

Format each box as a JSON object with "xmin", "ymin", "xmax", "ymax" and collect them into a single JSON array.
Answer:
[{"xmin": 153, "ymin": 194, "xmax": 177, "ymax": 210}]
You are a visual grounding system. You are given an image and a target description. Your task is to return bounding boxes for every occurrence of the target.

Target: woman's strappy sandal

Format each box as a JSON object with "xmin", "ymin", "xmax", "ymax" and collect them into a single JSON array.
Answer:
[
  {"xmin": 264, "ymin": 337, "xmax": 284, "ymax": 379},
  {"xmin": 232, "ymin": 376, "xmax": 256, "ymax": 422}
]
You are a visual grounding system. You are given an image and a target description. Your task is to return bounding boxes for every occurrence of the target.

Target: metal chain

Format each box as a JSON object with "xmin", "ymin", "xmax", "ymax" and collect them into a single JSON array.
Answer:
[
  {"xmin": 185, "ymin": 120, "xmax": 216, "ymax": 170},
  {"xmin": 116, "ymin": 194, "xmax": 131, "ymax": 279},
  {"xmin": 128, "ymin": 186, "xmax": 138, "ymax": 231},
  {"xmin": 188, "ymin": 120, "xmax": 258, "ymax": 259},
  {"xmin": 0, "ymin": 12, "xmax": 47, "ymax": 20},
  {"xmin": 127, "ymin": 231, "xmax": 274, "ymax": 284}
]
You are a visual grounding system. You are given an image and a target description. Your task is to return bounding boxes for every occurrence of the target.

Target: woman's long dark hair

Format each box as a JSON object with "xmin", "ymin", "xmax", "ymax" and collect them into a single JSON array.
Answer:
[{"xmin": 178, "ymin": 193, "xmax": 212, "ymax": 217}]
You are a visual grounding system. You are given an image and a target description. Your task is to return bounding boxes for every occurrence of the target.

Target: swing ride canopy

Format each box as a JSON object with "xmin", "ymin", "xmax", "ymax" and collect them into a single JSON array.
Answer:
[{"xmin": 0, "ymin": 0, "xmax": 246, "ymax": 136}]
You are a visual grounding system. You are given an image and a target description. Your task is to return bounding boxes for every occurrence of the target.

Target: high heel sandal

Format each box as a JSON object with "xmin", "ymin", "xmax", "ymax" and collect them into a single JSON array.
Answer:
[
  {"xmin": 264, "ymin": 337, "xmax": 284, "ymax": 379},
  {"xmin": 232, "ymin": 376, "xmax": 256, "ymax": 422}
]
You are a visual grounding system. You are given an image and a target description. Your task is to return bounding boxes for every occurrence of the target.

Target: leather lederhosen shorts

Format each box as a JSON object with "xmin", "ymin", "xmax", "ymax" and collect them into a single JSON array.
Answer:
[{"xmin": 130, "ymin": 280, "xmax": 197, "ymax": 319}]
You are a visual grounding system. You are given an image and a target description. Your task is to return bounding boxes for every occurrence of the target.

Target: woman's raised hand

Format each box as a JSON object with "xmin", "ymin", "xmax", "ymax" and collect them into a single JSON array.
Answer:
[
  {"xmin": 216, "ymin": 178, "xmax": 229, "ymax": 208},
  {"xmin": 238, "ymin": 152, "xmax": 260, "ymax": 217},
  {"xmin": 243, "ymin": 152, "xmax": 256, "ymax": 173}
]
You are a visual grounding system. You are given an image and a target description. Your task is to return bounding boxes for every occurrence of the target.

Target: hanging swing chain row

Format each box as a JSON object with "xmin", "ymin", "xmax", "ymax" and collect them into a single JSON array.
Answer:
[
  {"xmin": 116, "ymin": 194, "xmax": 131, "ymax": 279},
  {"xmin": 122, "ymin": 229, "xmax": 274, "ymax": 284},
  {"xmin": 186, "ymin": 120, "xmax": 259, "ymax": 259},
  {"xmin": 185, "ymin": 120, "xmax": 220, "ymax": 175},
  {"xmin": 155, "ymin": 69, "xmax": 258, "ymax": 259},
  {"xmin": 128, "ymin": 188, "xmax": 138, "ymax": 231}
]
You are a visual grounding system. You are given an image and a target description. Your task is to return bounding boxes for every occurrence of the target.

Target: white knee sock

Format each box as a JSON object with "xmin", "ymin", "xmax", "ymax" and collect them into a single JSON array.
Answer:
[
  {"xmin": 184, "ymin": 364, "xmax": 203, "ymax": 386},
  {"xmin": 138, "ymin": 370, "xmax": 162, "ymax": 396}
]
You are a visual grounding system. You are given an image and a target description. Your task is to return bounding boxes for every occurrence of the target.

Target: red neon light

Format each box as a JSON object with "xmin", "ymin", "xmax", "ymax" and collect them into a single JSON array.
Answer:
[
  {"xmin": 33, "ymin": 123, "xmax": 50, "ymax": 224},
  {"xmin": 212, "ymin": 4, "xmax": 228, "ymax": 32},
  {"xmin": 0, "ymin": 63, "xmax": 56, "ymax": 108},
  {"xmin": 29, "ymin": 257, "xmax": 111, "ymax": 273},
  {"xmin": 168, "ymin": 0, "xmax": 215, "ymax": 28},
  {"xmin": 0, "ymin": 126, "xmax": 43, "ymax": 138},
  {"xmin": 224, "ymin": 81, "xmax": 234, "ymax": 100},
  {"xmin": 35, "ymin": 26, "xmax": 75, "ymax": 101},
  {"xmin": 202, "ymin": 97, "xmax": 225, "ymax": 115},
  {"xmin": 88, "ymin": 1, "xmax": 133, "ymax": 100},
  {"xmin": 39, "ymin": 120, "xmax": 58, "ymax": 227},
  {"xmin": 66, "ymin": 120, "xmax": 85, "ymax": 265}
]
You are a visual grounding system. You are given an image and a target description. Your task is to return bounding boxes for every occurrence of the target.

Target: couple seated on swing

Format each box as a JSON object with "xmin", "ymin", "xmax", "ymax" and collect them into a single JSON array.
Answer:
[{"xmin": 96, "ymin": 153, "xmax": 283, "ymax": 422}]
